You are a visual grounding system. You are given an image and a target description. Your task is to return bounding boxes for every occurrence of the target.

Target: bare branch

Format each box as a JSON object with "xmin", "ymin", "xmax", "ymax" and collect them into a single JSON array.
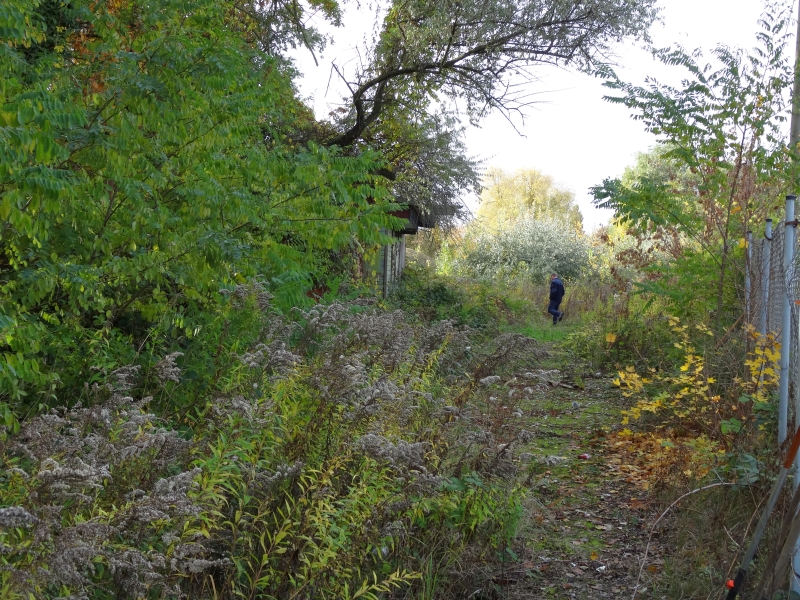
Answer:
[{"xmin": 325, "ymin": 0, "xmax": 658, "ymax": 146}]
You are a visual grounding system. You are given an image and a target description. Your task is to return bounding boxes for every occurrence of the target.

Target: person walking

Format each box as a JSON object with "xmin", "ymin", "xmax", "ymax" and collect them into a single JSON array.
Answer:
[{"xmin": 548, "ymin": 272, "xmax": 565, "ymax": 325}]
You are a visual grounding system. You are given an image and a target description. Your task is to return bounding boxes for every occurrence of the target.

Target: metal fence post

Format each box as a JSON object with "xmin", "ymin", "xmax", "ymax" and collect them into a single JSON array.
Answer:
[
  {"xmin": 779, "ymin": 196, "xmax": 796, "ymax": 445},
  {"xmin": 761, "ymin": 219, "xmax": 773, "ymax": 337},
  {"xmin": 793, "ymin": 205, "xmax": 800, "ymax": 598},
  {"xmin": 793, "ymin": 233, "xmax": 800, "ymax": 600},
  {"xmin": 746, "ymin": 230, "xmax": 752, "ymax": 328}
]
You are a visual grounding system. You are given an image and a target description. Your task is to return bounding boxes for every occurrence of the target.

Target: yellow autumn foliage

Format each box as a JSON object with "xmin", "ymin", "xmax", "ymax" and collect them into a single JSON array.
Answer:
[{"xmin": 615, "ymin": 319, "xmax": 779, "ymax": 435}]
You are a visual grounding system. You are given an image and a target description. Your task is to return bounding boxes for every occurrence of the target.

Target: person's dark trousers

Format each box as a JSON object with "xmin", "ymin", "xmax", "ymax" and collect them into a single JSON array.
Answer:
[{"xmin": 548, "ymin": 300, "xmax": 562, "ymax": 324}]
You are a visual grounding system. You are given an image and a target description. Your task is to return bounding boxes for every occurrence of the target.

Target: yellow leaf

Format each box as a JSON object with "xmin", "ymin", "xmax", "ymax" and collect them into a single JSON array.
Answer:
[{"xmin": 590, "ymin": 551, "xmax": 599, "ymax": 560}]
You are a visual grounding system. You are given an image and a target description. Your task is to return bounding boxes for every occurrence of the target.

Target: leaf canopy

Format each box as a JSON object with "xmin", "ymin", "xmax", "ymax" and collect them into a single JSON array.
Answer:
[{"xmin": 0, "ymin": 0, "xmax": 399, "ymax": 398}]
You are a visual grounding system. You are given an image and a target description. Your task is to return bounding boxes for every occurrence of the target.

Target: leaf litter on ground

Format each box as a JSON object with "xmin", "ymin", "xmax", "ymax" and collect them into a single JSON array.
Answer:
[{"xmin": 479, "ymin": 341, "xmax": 669, "ymax": 599}]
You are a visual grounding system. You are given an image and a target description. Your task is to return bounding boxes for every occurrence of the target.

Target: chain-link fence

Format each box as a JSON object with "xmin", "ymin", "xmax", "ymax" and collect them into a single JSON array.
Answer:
[
  {"xmin": 748, "ymin": 223, "xmax": 782, "ymax": 336},
  {"xmin": 748, "ymin": 215, "xmax": 800, "ymax": 438},
  {"xmin": 738, "ymin": 204, "xmax": 800, "ymax": 597}
]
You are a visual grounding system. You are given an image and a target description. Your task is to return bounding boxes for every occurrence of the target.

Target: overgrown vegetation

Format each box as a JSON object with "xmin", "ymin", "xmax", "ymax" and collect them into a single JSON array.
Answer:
[
  {"xmin": 0, "ymin": 0, "xmax": 407, "ymax": 404},
  {"xmin": 404, "ymin": 2, "xmax": 800, "ymax": 596},
  {"xmin": 6, "ymin": 0, "xmax": 800, "ymax": 596},
  {"xmin": 583, "ymin": 2, "xmax": 799, "ymax": 596},
  {"xmin": 1, "ymin": 284, "xmax": 550, "ymax": 598}
]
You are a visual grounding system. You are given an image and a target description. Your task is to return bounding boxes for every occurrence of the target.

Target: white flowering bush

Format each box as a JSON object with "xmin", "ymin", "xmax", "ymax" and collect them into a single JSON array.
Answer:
[
  {"xmin": 0, "ymin": 285, "xmax": 545, "ymax": 599},
  {"xmin": 456, "ymin": 217, "xmax": 591, "ymax": 282}
]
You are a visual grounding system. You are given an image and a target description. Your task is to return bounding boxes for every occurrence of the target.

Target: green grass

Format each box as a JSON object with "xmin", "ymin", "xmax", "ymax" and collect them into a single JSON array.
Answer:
[{"xmin": 503, "ymin": 312, "xmax": 582, "ymax": 343}]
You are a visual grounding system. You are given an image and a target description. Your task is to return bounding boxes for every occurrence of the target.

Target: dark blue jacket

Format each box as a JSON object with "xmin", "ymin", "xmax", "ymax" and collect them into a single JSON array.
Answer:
[{"xmin": 550, "ymin": 277, "xmax": 565, "ymax": 303}]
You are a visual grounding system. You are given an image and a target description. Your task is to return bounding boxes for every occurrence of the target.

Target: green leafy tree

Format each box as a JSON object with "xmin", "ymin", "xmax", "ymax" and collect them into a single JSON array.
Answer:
[
  {"xmin": 591, "ymin": 2, "xmax": 796, "ymax": 330},
  {"xmin": 457, "ymin": 217, "xmax": 590, "ymax": 282},
  {"xmin": 0, "ymin": 0, "xmax": 399, "ymax": 401},
  {"xmin": 478, "ymin": 166, "xmax": 582, "ymax": 231},
  {"xmin": 365, "ymin": 110, "xmax": 482, "ymax": 228}
]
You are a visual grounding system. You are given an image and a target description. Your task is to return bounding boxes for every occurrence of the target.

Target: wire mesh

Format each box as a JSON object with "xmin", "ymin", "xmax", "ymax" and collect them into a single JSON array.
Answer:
[
  {"xmin": 749, "ymin": 221, "xmax": 800, "ymax": 431},
  {"xmin": 749, "ymin": 227, "xmax": 785, "ymax": 337}
]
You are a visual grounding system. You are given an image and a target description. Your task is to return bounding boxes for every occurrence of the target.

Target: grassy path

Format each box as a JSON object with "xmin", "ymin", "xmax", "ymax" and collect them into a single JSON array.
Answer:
[{"xmin": 489, "ymin": 335, "xmax": 663, "ymax": 600}]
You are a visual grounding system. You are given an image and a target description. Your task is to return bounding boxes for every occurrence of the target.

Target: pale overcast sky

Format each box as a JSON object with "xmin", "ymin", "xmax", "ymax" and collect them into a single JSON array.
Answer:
[{"xmin": 290, "ymin": 0, "xmax": 770, "ymax": 231}]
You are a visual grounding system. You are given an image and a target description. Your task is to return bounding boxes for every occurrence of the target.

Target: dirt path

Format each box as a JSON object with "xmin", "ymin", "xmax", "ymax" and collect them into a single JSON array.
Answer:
[{"xmin": 490, "ymin": 354, "xmax": 666, "ymax": 599}]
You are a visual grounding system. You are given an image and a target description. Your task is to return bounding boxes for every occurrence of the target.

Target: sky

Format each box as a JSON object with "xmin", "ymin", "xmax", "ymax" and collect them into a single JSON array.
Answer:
[{"xmin": 290, "ymin": 0, "xmax": 770, "ymax": 231}]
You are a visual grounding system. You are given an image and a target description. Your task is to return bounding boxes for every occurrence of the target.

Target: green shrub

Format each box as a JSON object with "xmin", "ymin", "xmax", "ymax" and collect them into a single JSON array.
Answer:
[
  {"xmin": 561, "ymin": 291, "xmax": 678, "ymax": 372},
  {"xmin": 0, "ymin": 0, "xmax": 400, "ymax": 403},
  {"xmin": 388, "ymin": 266, "xmax": 499, "ymax": 328}
]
